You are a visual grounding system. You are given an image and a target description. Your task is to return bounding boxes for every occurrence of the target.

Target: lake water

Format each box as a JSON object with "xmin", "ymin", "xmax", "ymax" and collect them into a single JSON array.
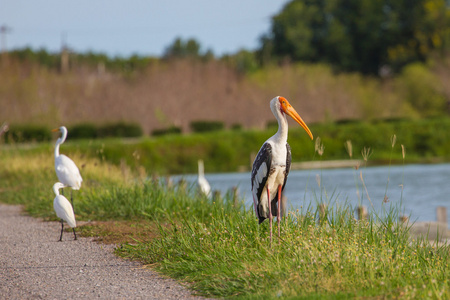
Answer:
[{"xmin": 172, "ymin": 163, "xmax": 450, "ymax": 222}]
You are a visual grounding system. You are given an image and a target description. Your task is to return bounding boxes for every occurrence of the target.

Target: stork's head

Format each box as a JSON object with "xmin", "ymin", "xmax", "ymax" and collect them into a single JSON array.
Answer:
[{"xmin": 274, "ymin": 96, "xmax": 313, "ymax": 140}]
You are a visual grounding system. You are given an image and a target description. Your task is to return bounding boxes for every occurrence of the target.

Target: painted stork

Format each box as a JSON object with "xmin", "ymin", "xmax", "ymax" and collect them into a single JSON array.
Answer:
[
  {"xmin": 52, "ymin": 126, "xmax": 83, "ymax": 212},
  {"xmin": 251, "ymin": 96, "xmax": 313, "ymax": 243},
  {"xmin": 197, "ymin": 159, "xmax": 211, "ymax": 197},
  {"xmin": 52, "ymin": 182, "xmax": 77, "ymax": 241}
]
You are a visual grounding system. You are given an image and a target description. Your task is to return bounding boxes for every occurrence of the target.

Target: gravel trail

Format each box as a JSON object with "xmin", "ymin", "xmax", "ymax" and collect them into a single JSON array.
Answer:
[{"xmin": 0, "ymin": 204, "xmax": 204, "ymax": 299}]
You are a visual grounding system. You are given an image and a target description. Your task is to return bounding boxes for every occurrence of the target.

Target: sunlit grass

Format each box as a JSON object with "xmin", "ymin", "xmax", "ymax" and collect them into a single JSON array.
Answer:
[
  {"xmin": 1, "ymin": 145, "xmax": 449, "ymax": 299},
  {"xmin": 117, "ymin": 201, "xmax": 450, "ymax": 298},
  {"xmin": 0, "ymin": 146, "xmax": 132, "ymax": 218}
]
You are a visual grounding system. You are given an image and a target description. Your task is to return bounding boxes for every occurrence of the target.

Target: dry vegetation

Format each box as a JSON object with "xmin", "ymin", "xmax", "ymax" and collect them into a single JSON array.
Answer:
[{"xmin": 1, "ymin": 57, "xmax": 449, "ymax": 134}]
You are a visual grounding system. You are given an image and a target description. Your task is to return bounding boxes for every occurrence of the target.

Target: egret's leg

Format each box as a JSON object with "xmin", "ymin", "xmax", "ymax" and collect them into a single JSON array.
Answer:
[
  {"xmin": 59, "ymin": 220, "xmax": 64, "ymax": 242},
  {"xmin": 70, "ymin": 190, "xmax": 75, "ymax": 214},
  {"xmin": 72, "ymin": 228, "xmax": 77, "ymax": 240},
  {"xmin": 277, "ymin": 185, "xmax": 282, "ymax": 240},
  {"xmin": 267, "ymin": 187, "xmax": 272, "ymax": 246}
]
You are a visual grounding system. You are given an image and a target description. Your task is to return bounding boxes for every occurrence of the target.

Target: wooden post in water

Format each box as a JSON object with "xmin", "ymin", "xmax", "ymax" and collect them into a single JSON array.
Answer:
[
  {"xmin": 436, "ymin": 207, "xmax": 447, "ymax": 228},
  {"xmin": 165, "ymin": 176, "xmax": 173, "ymax": 189},
  {"xmin": 213, "ymin": 190, "xmax": 222, "ymax": 202},
  {"xmin": 280, "ymin": 194, "xmax": 287, "ymax": 219},
  {"xmin": 399, "ymin": 215, "xmax": 409, "ymax": 224},
  {"xmin": 177, "ymin": 179, "xmax": 187, "ymax": 193},
  {"xmin": 319, "ymin": 203, "xmax": 327, "ymax": 224},
  {"xmin": 232, "ymin": 186, "xmax": 238, "ymax": 208},
  {"xmin": 357, "ymin": 205, "xmax": 368, "ymax": 221}
]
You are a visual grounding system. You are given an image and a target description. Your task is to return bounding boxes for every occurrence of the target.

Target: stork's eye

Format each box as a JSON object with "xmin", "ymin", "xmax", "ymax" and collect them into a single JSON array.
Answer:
[{"xmin": 279, "ymin": 96, "xmax": 289, "ymax": 109}]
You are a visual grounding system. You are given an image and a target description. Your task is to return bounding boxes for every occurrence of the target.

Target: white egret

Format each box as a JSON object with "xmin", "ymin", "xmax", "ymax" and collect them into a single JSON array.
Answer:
[
  {"xmin": 53, "ymin": 182, "xmax": 77, "ymax": 241},
  {"xmin": 251, "ymin": 96, "xmax": 313, "ymax": 243},
  {"xmin": 197, "ymin": 159, "xmax": 211, "ymax": 197},
  {"xmin": 52, "ymin": 126, "xmax": 83, "ymax": 211}
]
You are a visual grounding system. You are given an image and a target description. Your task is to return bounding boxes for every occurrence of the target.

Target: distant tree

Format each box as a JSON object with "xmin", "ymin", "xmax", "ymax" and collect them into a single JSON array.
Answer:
[
  {"xmin": 164, "ymin": 37, "xmax": 212, "ymax": 60},
  {"xmin": 260, "ymin": 0, "xmax": 450, "ymax": 74},
  {"xmin": 221, "ymin": 49, "xmax": 259, "ymax": 73},
  {"xmin": 10, "ymin": 47, "xmax": 60, "ymax": 69},
  {"xmin": 9, "ymin": 48, "xmax": 156, "ymax": 74},
  {"xmin": 202, "ymin": 49, "xmax": 215, "ymax": 62}
]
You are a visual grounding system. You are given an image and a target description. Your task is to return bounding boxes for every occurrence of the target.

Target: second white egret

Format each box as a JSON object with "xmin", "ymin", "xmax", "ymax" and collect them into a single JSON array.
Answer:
[{"xmin": 53, "ymin": 182, "xmax": 77, "ymax": 241}]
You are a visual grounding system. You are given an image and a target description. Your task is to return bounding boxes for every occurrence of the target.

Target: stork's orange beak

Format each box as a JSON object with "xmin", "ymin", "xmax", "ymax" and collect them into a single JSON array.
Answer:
[{"xmin": 279, "ymin": 97, "xmax": 313, "ymax": 140}]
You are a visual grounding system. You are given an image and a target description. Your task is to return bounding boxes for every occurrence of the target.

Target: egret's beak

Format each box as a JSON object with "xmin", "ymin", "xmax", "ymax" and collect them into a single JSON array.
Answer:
[
  {"xmin": 52, "ymin": 128, "xmax": 60, "ymax": 132},
  {"xmin": 280, "ymin": 97, "xmax": 313, "ymax": 140}
]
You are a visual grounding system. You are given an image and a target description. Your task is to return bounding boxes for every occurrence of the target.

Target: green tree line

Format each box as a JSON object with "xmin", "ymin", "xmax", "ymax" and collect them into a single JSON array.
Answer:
[
  {"xmin": 6, "ymin": 0, "xmax": 449, "ymax": 76},
  {"xmin": 259, "ymin": 0, "xmax": 450, "ymax": 75}
]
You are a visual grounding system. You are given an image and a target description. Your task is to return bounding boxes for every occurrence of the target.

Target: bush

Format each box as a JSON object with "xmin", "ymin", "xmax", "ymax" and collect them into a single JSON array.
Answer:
[
  {"xmin": 151, "ymin": 126, "xmax": 182, "ymax": 136},
  {"xmin": 335, "ymin": 118, "xmax": 362, "ymax": 125},
  {"xmin": 396, "ymin": 63, "xmax": 447, "ymax": 117},
  {"xmin": 230, "ymin": 123, "xmax": 242, "ymax": 131},
  {"xmin": 97, "ymin": 122, "xmax": 143, "ymax": 138},
  {"xmin": 190, "ymin": 121, "xmax": 224, "ymax": 133},
  {"xmin": 67, "ymin": 123, "xmax": 98, "ymax": 139},
  {"xmin": 3, "ymin": 125, "xmax": 51, "ymax": 143}
]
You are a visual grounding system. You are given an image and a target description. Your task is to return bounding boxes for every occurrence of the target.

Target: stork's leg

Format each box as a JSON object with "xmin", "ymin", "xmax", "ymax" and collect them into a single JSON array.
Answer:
[
  {"xmin": 59, "ymin": 220, "xmax": 64, "ymax": 242},
  {"xmin": 267, "ymin": 187, "xmax": 272, "ymax": 246},
  {"xmin": 72, "ymin": 228, "xmax": 77, "ymax": 240},
  {"xmin": 277, "ymin": 185, "xmax": 282, "ymax": 240}
]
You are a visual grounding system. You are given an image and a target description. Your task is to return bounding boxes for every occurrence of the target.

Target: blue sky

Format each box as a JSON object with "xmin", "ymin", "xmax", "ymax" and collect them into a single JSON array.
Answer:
[{"xmin": 1, "ymin": 1, "xmax": 289, "ymax": 58}]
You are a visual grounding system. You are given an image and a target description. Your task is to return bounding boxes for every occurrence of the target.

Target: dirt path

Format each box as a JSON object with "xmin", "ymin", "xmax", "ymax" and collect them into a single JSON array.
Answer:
[{"xmin": 0, "ymin": 204, "xmax": 204, "ymax": 299}]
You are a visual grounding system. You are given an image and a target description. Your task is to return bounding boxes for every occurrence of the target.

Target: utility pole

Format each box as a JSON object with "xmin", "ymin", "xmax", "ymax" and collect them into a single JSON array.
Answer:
[
  {"xmin": 60, "ymin": 31, "xmax": 69, "ymax": 73},
  {"xmin": 0, "ymin": 24, "xmax": 12, "ymax": 66}
]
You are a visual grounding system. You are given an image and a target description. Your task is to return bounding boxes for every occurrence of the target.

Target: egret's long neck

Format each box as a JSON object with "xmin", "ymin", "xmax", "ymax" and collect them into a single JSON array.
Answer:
[
  {"xmin": 53, "ymin": 185, "xmax": 61, "ymax": 196},
  {"xmin": 54, "ymin": 130, "xmax": 66, "ymax": 158},
  {"xmin": 54, "ymin": 139, "xmax": 62, "ymax": 158},
  {"xmin": 274, "ymin": 108, "xmax": 289, "ymax": 144},
  {"xmin": 198, "ymin": 160, "xmax": 205, "ymax": 177}
]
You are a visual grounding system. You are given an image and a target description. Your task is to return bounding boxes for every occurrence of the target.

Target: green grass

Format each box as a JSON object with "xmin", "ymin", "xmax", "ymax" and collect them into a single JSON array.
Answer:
[
  {"xmin": 116, "ymin": 199, "xmax": 449, "ymax": 299},
  {"xmin": 1, "ymin": 141, "xmax": 449, "ymax": 299}
]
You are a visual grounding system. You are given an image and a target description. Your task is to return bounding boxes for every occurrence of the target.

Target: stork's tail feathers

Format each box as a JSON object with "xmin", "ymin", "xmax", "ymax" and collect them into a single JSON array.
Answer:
[{"xmin": 257, "ymin": 200, "xmax": 279, "ymax": 224}]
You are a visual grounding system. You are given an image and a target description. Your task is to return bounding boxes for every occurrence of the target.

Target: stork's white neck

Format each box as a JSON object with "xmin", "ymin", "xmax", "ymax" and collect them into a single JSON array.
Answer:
[{"xmin": 270, "ymin": 98, "xmax": 289, "ymax": 144}]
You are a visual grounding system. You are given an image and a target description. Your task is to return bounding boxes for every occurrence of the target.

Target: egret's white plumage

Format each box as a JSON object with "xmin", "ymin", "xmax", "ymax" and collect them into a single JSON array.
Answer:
[
  {"xmin": 197, "ymin": 159, "xmax": 211, "ymax": 197},
  {"xmin": 53, "ymin": 126, "xmax": 83, "ymax": 190},
  {"xmin": 52, "ymin": 182, "xmax": 77, "ymax": 241},
  {"xmin": 251, "ymin": 96, "xmax": 313, "ymax": 243}
]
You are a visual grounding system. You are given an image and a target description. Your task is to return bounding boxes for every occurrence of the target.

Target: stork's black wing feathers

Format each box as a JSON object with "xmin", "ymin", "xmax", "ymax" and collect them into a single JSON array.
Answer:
[{"xmin": 251, "ymin": 142, "xmax": 272, "ymax": 223}]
